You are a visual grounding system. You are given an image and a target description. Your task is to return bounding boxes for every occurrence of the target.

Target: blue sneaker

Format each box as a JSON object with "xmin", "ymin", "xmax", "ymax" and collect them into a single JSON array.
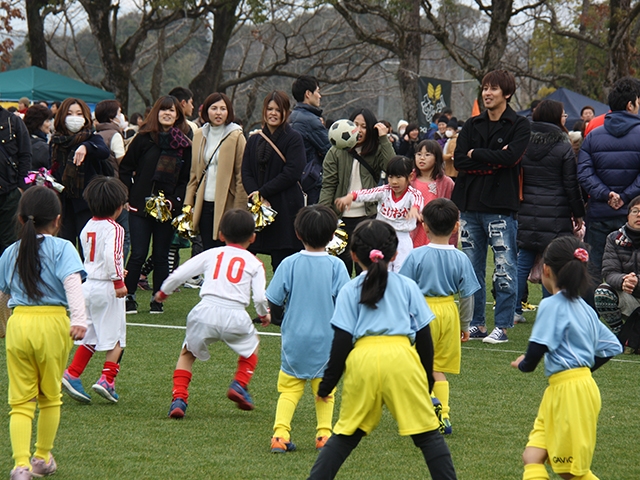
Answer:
[
  {"xmin": 92, "ymin": 375, "xmax": 119, "ymax": 403},
  {"xmin": 468, "ymin": 326, "xmax": 488, "ymax": 340},
  {"xmin": 442, "ymin": 418, "xmax": 452, "ymax": 435},
  {"xmin": 431, "ymin": 396, "xmax": 445, "ymax": 433},
  {"xmin": 227, "ymin": 380, "xmax": 254, "ymax": 410},
  {"xmin": 62, "ymin": 370, "xmax": 91, "ymax": 403},
  {"xmin": 483, "ymin": 327, "xmax": 508, "ymax": 344},
  {"xmin": 168, "ymin": 398, "xmax": 187, "ymax": 418},
  {"xmin": 271, "ymin": 437, "xmax": 297, "ymax": 453}
]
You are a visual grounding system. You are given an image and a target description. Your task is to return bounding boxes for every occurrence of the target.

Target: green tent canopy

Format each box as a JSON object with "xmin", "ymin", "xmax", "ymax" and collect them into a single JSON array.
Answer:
[{"xmin": 0, "ymin": 66, "xmax": 115, "ymax": 103}]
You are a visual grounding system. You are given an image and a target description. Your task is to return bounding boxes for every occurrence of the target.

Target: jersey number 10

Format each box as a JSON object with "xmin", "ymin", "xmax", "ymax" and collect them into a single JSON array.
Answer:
[{"xmin": 213, "ymin": 252, "xmax": 246, "ymax": 284}]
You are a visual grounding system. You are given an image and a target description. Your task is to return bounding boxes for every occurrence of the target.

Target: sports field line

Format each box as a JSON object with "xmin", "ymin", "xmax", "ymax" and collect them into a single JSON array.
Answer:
[{"xmin": 127, "ymin": 322, "xmax": 640, "ymax": 364}]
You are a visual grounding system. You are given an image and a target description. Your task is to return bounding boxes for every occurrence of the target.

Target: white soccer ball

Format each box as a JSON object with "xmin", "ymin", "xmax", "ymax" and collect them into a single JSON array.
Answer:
[{"xmin": 329, "ymin": 119, "xmax": 359, "ymax": 150}]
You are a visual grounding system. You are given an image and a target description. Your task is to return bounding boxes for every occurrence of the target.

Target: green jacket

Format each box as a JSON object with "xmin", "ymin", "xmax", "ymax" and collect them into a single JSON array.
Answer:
[{"xmin": 319, "ymin": 135, "xmax": 395, "ymax": 216}]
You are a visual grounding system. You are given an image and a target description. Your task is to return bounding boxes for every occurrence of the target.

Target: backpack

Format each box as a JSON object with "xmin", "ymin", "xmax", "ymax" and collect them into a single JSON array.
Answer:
[
  {"xmin": 300, "ymin": 159, "xmax": 322, "ymax": 204},
  {"xmin": 618, "ymin": 307, "xmax": 640, "ymax": 354}
]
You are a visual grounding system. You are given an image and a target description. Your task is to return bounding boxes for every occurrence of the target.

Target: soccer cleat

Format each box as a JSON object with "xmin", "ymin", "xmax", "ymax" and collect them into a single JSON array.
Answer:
[
  {"xmin": 168, "ymin": 398, "xmax": 188, "ymax": 418},
  {"xmin": 483, "ymin": 327, "xmax": 509, "ymax": 344},
  {"xmin": 30, "ymin": 454, "xmax": 57, "ymax": 477},
  {"xmin": 125, "ymin": 295, "xmax": 138, "ymax": 314},
  {"xmin": 514, "ymin": 313, "xmax": 527, "ymax": 324},
  {"xmin": 10, "ymin": 466, "xmax": 31, "ymax": 480},
  {"xmin": 149, "ymin": 300, "xmax": 164, "ymax": 314},
  {"xmin": 271, "ymin": 437, "xmax": 297, "ymax": 453},
  {"xmin": 442, "ymin": 418, "xmax": 452, "ymax": 435},
  {"xmin": 315, "ymin": 436, "xmax": 329, "ymax": 450},
  {"xmin": 92, "ymin": 376, "xmax": 119, "ymax": 403},
  {"xmin": 521, "ymin": 301, "xmax": 537, "ymax": 312},
  {"xmin": 62, "ymin": 370, "xmax": 91, "ymax": 403},
  {"xmin": 468, "ymin": 326, "xmax": 488, "ymax": 339},
  {"xmin": 431, "ymin": 396, "xmax": 446, "ymax": 433},
  {"xmin": 227, "ymin": 380, "xmax": 255, "ymax": 410}
]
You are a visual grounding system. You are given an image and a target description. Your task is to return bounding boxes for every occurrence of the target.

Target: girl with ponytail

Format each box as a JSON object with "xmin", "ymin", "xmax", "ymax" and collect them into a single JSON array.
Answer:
[
  {"xmin": 512, "ymin": 235, "xmax": 622, "ymax": 480},
  {"xmin": 0, "ymin": 186, "xmax": 87, "ymax": 479},
  {"xmin": 308, "ymin": 219, "xmax": 457, "ymax": 480}
]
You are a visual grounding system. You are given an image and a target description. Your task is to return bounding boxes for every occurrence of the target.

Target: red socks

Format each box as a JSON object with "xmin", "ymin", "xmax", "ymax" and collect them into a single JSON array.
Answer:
[
  {"xmin": 234, "ymin": 353, "xmax": 258, "ymax": 388},
  {"xmin": 67, "ymin": 345, "xmax": 95, "ymax": 377},
  {"xmin": 173, "ymin": 369, "xmax": 193, "ymax": 401},
  {"xmin": 102, "ymin": 361, "xmax": 120, "ymax": 384}
]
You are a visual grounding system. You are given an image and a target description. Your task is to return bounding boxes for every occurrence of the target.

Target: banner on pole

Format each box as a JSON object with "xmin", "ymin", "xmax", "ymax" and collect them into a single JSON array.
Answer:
[{"xmin": 418, "ymin": 77, "xmax": 452, "ymax": 133}]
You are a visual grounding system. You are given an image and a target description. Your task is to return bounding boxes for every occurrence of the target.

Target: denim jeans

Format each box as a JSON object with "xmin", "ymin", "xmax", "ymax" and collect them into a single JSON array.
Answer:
[
  {"xmin": 460, "ymin": 212, "xmax": 518, "ymax": 329},
  {"xmin": 516, "ymin": 248, "xmax": 549, "ymax": 315},
  {"xmin": 125, "ymin": 214, "xmax": 175, "ymax": 295},
  {"xmin": 585, "ymin": 217, "xmax": 626, "ymax": 284}
]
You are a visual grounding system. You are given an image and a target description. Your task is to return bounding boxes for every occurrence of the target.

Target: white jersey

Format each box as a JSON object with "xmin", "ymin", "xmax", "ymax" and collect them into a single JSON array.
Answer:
[
  {"xmin": 159, "ymin": 245, "xmax": 269, "ymax": 317},
  {"xmin": 80, "ymin": 217, "xmax": 125, "ymax": 286},
  {"xmin": 353, "ymin": 184, "xmax": 424, "ymax": 232}
]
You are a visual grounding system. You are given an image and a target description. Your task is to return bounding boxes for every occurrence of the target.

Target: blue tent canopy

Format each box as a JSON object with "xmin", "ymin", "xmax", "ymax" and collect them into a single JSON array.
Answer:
[{"xmin": 517, "ymin": 87, "xmax": 608, "ymax": 130}]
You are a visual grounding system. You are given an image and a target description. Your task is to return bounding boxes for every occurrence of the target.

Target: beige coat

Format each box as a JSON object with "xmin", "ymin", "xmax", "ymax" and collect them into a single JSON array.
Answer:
[{"xmin": 185, "ymin": 123, "xmax": 247, "ymax": 240}]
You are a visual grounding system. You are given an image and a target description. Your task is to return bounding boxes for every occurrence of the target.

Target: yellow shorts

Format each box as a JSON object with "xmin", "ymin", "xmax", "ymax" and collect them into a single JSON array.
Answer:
[
  {"xmin": 426, "ymin": 296, "xmax": 461, "ymax": 374},
  {"xmin": 333, "ymin": 336, "xmax": 441, "ymax": 436},
  {"xmin": 6, "ymin": 306, "xmax": 72, "ymax": 406},
  {"xmin": 526, "ymin": 367, "xmax": 601, "ymax": 477}
]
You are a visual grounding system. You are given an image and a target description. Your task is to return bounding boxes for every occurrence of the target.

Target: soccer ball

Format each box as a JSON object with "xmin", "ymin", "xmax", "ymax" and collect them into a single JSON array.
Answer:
[{"xmin": 329, "ymin": 119, "xmax": 359, "ymax": 150}]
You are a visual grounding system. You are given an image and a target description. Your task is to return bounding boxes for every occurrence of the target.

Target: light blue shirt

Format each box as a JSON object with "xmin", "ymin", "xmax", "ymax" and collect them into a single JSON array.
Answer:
[
  {"xmin": 266, "ymin": 251, "xmax": 350, "ymax": 379},
  {"xmin": 0, "ymin": 235, "xmax": 85, "ymax": 307},
  {"xmin": 530, "ymin": 292, "xmax": 623, "ymax": 377},
  {"xmin": 399, "ymin": 244, "xmax": 480, "ymax": 298},
  {"xmin": 331, "ymin": 271, "xmax": 435, "ymax": 343}
]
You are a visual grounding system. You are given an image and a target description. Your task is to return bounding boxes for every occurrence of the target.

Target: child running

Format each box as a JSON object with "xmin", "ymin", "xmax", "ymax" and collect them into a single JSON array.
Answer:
[
  {"xmin": 155, "ymin": 209, "xmax": 271, "ymax": 418},
  {"xmin": 399, "ymin": 198, "xmax": 480, "ymax": 435},
  {"xmin": 308, "ymin": 219, "xmax": 457, "ymax": 480},
  {"xmin": 511, "ymin": 236, "xmax": 622, "ymax": 480},
  {"xmin": 410, "ymin": 140, "xmax": 455, "ymax": 247},
  {"xmin": 0, "ymin": 186, "xmax": 87, "ymax": 480},
  {"xmin": 266, "ymin": 205, "xmax": 350, "ymax": 453},
  {"xmin": 334, "ymin": 156, "xmax": 423, "ymax": 272},
  {"xmin": 62, "ymin": 176, "xmax": 128, "ymax": 404}
]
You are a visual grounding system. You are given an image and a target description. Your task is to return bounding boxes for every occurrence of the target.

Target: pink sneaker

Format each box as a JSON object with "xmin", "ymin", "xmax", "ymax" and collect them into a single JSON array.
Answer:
[
  {"xmin": 30, "ymin": 454, "xmax": 57, "ymax": 477},
  {"xmin": 10, "ymin": 466, "xmax": 32, "ymax": 480}
]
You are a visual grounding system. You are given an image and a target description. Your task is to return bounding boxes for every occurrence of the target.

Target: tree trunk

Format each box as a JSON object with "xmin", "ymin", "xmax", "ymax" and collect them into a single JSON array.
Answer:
[
  {"xmin": 189, "ymin": 0, "xmax": 241, "ymax": 106},
  {"xmin": 606, "ymin": 0, "xmax": 633, "ymax": 90},
  {"xmin": 150, "ymin": 29, "xmax": 166, "ymax": 101},
  {"xmin": 396, "ymin": 0, "xmax": 421, "ymax": 124},
  {"xmin": 480, "ymin": 0, "xmax": 513, "ymax": 79},
  {"xmin": 25, "ymin": 0, "xmax": 48, "ymax": 69},
  {"xmin": 574, "ymin": 0, "xmax": 590, "ymax": 93}
]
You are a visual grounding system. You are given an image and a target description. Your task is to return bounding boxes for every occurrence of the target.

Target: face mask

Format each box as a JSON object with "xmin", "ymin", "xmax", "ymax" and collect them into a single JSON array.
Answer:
[
  {"xmin": 445, "ymin": 130, "xmax": 454, "ymax": 138},
  {"xmin": 116, "ymin": 113, "xmax": 128, "ymax": 130},
  {"xmin": 65, "ymin": 116, "xmax": 85, "ymax": 133},
  {"xmin": 399, "ymin": 128, "xmax": 406, "ymax": 136}
]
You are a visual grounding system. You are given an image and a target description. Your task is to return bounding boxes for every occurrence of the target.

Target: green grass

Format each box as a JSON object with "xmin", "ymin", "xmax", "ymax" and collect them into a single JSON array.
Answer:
[{"xmin": 1, "ymin": 258, "xmax": 640, "ymax": 479}]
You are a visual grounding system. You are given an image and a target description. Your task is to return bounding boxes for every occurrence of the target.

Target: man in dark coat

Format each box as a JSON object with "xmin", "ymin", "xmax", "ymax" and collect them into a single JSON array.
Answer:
[{"xmin": 452, "ymin": 69, "xmax": 530, "ymax": 345}]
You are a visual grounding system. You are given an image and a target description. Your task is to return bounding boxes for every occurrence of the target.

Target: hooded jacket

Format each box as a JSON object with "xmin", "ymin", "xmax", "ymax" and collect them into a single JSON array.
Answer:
[
  {"xmin": 578, "ymin": 110, "xmax": 640, "ymax": 220},
  {"xmin": 517, "ymin": 122, "xmax": 585, "ymax": 251}
]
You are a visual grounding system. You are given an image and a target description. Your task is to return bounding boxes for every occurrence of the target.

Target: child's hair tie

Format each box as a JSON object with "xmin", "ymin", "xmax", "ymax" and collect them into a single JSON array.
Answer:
[
  {"xmin": 573, "ymin": 248, "xmax": 589, "ymax": 262},
  {"xmin": 369, "ymin": 249, "xmax": 384, "ymax": 263},
  {"xmin": 27, "ymin": 215, "xmax": 34, "ymax": 222}
]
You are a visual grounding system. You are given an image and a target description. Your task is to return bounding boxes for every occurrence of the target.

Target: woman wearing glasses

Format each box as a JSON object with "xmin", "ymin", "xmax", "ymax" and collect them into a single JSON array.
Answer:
[{"xmin": 515, "ymin": 100, "xmax": 586, "ymax": 323}]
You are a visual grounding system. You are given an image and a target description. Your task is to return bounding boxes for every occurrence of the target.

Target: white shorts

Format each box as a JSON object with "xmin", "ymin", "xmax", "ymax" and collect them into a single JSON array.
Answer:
[
  {"xmin": 389, "ymin": 231, "xmax": 412, "ymax": 272},
  {"xmin": 80, "ymin": 279, "xmax": 126, "ymax": 351},
  {"xmin": 183, "ymin": 297, "xmax": 259, "ymax": 360}
]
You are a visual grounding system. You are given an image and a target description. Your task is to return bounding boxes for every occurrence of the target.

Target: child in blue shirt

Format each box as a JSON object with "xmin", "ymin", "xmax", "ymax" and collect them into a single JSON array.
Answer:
[
  {"xmin": 266, "ymin": 205, "xmax": 350, "ymax": 453},
  {"xmin": 0, "ymin": 187, "xmax": 87, "ymax": 480},
  {"xmin": 400, "ymin": 198, "xmax": 480, "ymax": 435},
  {"xmin": 308, "ymin": 219, "xmax": 457, "ymax": 480},
  {"xmin": 512, "ymin": 236, "xmax": 622, "ymax": 480}
]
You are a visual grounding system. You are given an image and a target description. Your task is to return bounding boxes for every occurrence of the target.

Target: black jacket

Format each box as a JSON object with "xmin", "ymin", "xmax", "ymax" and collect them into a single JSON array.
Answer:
[
  {"xmin": 517, "ymin": 122, "xmax": 585, "ymax": 251},
  {"xmin": 602, "ymin": 225, "xmax": 640, "ymax": 297},
  {"xmin": 30, "ymin": 133, "xmax": 50, "ymax": 170},
  {"xmin": 452, "ymin": 105, "xmax": 530, "ymax": 213},
  {"xmin": 0, "ymin": 108, "xmax": 31, "ymax": 193}
]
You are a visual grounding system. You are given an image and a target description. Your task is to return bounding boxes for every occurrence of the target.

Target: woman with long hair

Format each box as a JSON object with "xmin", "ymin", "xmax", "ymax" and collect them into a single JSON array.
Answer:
[
  {"xmin": 515, "ymin": 99, "xmax": 585, "ymax": 322},
  {"xmin": 241, "ymin": 90, "xmax": 306, "ymax": 272},
  {"xmin": 50, "ymin": 98, "xmax": 111, "ymax": 244},
  {"xmin": 119, "ymin": 95, "xmax": 192, "ymax": 314},
  {"xmin": 319, "ymin": 107, "xmax": 395, "ymax": 275},
  {"xmin": 185, "ymin": 92, "xmax": 247, "ymax": 250}
]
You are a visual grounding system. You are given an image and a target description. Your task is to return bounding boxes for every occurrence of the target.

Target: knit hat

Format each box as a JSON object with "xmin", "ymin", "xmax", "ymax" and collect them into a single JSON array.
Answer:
[
  {"xmin": 437, "ymin": 115, "xmax": 449, "ymax": 125},
  {"xmin": 447, "ymin": 117, "xmax": 458, "ymax": 129},
  {"xmin": 397, "ymin": 119, "xmax": 408, "ymax": 131}
]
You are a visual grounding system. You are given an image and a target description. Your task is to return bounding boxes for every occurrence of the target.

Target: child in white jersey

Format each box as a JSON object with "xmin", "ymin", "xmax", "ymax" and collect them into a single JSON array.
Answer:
[
  {"xmin": 63, "ymin": 176, "xmax": 128, "ymax": 404},
  {"xmin": 155, "ymin": 209, "xmax": 271, "ymax": 418},
  {"xmin": 335, "ymin": 156, "xmax": 423, "ymax": 271},
  {"xmin": 266, "ymin": 205, "xmax": 350, "ymax": 453},
  {"xmin": 511, "ymin": 236, "xmax": 622, "ymax": 480},
  {"xmin": 308, "ymin": 219, "xmax": 456, "ymax": 480}
]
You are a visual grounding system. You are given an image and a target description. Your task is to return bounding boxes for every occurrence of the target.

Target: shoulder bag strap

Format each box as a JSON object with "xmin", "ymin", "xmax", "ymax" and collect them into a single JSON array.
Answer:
[
  {"xmin": 258, "ymin": 131, "xmax": 286, "ymax": 162},
  {"xmin": 350, "ymin": 149, "xmax": 378, "ymax": 182},
  {"xmin": 196, "ymin": 133, "xmax": 231, "ymax": 192}
]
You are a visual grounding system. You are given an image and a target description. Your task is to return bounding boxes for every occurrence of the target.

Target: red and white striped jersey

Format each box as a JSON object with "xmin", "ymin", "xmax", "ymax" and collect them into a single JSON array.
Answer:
[
  {"xmin": 353, "ymin": 184, "xmax": 424, "ymax": 232},
  {"xmin": 80, "ymin": 217, "xmax": 125, "ymax": 288}
]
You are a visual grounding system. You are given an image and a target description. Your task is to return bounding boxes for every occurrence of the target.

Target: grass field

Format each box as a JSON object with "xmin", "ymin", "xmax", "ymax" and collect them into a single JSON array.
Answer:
[{"xmin": 1, "ymin": 258, "xmax": 640, "ymax": 479}]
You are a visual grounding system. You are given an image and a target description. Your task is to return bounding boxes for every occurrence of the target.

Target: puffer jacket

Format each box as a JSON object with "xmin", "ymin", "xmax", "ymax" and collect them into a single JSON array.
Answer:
[
  {"xmin": 517, "ymin": 122, "xmax": 585, "ymax": 251},
  {"xmin": 578, "ymin": 110, "xmax": 640, "ymax": 220},
  {"xmin": 602, "ymin": 225, "xmax": 640, "ymax": 297}
]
